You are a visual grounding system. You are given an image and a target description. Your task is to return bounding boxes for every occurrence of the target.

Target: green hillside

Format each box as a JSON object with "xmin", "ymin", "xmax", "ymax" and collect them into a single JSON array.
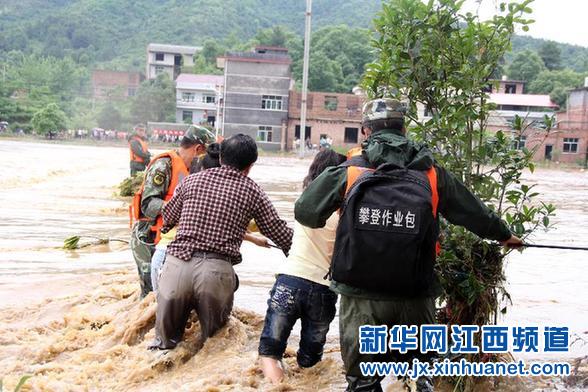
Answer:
[{"xmin": 0, "ymin": 0, "xmax": 381, "ymax": 69}]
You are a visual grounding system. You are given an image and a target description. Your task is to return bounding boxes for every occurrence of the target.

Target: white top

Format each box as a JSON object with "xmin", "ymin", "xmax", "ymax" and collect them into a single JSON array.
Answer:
[{"xmin": 280, "ymin": 212, "xmax": 339, "ymax": 286}]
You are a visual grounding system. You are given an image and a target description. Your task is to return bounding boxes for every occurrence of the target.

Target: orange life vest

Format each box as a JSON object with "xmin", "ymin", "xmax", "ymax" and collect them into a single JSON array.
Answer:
[
  {"xmin": 129, "ymin": 150, "xmax": 189, "ymax": 244},
  {"xmin": 346, "ymin": 146, "xmax": 362, "ymax": 160},
  {"xmin": 129, "ymin": 135, "xmax": 149, "ymax": 164},
  {"xmin": 344, "ymin": 162, "xmax": 441, "ymax": 255}
]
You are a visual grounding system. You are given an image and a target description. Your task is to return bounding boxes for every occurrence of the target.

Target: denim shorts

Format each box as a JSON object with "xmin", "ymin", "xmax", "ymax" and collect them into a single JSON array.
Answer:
[
  {"xmin": 150, "ymin": 248, "xmax": 167, "ymax": 292},
  {"xmin": 258, "ymin": 274, "xmax": 338, "ymax": 368}
]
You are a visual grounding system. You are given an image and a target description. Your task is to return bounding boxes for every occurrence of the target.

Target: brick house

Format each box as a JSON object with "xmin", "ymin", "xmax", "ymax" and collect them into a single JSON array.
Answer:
[
  {"xmin": 286, "ymin": 90, "xmax": 363, "ymax": 151},
  {"xmin": 91, "ymin": 70, "xmax": 144, "ymax": 100}
]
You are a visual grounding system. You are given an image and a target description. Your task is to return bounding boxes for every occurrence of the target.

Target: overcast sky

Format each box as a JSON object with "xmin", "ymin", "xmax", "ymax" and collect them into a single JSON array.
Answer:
[{"xmin": 461, "ymin": 0, "xmax": 588, "ymax": 47}]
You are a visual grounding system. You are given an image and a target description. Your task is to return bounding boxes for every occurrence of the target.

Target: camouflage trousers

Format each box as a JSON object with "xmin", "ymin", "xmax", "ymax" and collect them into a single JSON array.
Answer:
[
  {"xmin": 339, "ymin": 294, "xmax": 436, "ymax": 391},
  {"xmin": 130, "ymin": 223, "xmax": 155, "ymax": 297}
]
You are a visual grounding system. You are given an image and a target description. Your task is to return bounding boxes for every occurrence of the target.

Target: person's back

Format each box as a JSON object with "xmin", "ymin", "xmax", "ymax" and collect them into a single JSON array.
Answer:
[
  {"xmin": 294, "ymin": 98, "xmax": 522, "ymax": 392},
  {"xmin": 152, "ymin": 134, "xmax": 293, "ymax": 350},
  {"xmin": 258, "ymin": 150, "xmax": 346, "ymax": 384}
]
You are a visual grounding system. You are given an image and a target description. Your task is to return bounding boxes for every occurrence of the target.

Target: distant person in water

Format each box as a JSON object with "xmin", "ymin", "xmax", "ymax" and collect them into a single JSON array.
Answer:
[
  {"xmin": 258, "ymin": 149, "xmax": 346, "ymax": 383},
  {"xmin": 128, "ymin": 124, "xmax": 151, "ymax": 176}
]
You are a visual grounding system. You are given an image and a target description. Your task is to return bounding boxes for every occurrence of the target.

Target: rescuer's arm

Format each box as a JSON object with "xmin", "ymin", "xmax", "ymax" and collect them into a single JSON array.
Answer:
[
  {"xmin": 294, "ymin": 166, "xmax": 347, "ymax": 228},
  {"xmin": 130, "ymin": 139, "xmax": 151, "ymax": 161},
  {"xmin": 436, "ymin": 166, "xmax": 512, "ymax": 242},
  {"xmin": 140, "ymin": 158, "xmax": 171, "ymax": 219},
  {"xmin": 161, "ymin": 180, "xmax": 183, "ymax": 231},
  {"xmin": 252, "ymin": 190, "xmax": 293, "ymax": 256}
]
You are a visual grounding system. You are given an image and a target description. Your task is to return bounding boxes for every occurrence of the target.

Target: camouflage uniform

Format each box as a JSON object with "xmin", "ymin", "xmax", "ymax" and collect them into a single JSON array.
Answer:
[
  {"xmin": 131, "ymin": 126, "xmax": 216, "ymax": 297},
  {"xmin": 131, "ymin": 156, "xmax": 174, "ymax": 296}
]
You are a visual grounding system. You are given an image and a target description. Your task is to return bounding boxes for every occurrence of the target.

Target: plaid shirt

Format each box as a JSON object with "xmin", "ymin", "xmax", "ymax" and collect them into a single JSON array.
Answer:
[{"xmin": 162, "ymin": 166, "xmax": 293, "ymax": 263}]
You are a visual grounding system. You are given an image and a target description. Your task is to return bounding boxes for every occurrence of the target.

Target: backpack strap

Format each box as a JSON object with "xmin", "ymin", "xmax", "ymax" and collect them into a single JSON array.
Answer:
[
  {"xmin": 340, "ymin": 155, "xmax": 374, "ymax": 196},
  {"xmin": 425, "ymin": 166, "xmax": 438, "ymax": 218}
]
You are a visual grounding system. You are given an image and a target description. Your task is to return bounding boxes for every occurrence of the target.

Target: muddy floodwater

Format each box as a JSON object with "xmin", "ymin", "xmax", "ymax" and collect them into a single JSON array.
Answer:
[{"xmin": 0, "ymin": 140, "xmax": 586, "ymax": 391}]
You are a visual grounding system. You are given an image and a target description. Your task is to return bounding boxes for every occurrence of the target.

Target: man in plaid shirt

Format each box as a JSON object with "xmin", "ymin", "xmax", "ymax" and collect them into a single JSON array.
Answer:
[{"xmin": 150, "ymin": 134, "xmax": 293, "ymax": 350}]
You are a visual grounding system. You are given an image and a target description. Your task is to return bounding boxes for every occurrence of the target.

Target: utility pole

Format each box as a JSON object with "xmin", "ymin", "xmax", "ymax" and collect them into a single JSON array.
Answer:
[{"xmin": 299, "ymin": 0, "xmax": 312, "ymax": 158}]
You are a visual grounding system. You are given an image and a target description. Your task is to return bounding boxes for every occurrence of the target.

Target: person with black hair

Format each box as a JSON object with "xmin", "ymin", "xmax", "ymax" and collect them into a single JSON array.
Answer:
[
  {"xmin": 150, "ymin": 141, "xmax": 270, "ymax": 292},
  {"xmin": 258, "ymin": 149, "xmax": 346, "ymax": 384},
  {"xmin": 151, "ymin": 134, "xmax": 293, "ymax": 350}
]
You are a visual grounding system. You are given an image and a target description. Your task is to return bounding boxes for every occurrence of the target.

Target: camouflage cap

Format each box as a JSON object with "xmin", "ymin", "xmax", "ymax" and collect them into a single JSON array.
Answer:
[
  {"xmin": 362, "ymin": 98, "xmax": 407, "ymax": 123},
  {"xmin": 182, "ymin": 125, "xmax": 215, "ymax": 146}
]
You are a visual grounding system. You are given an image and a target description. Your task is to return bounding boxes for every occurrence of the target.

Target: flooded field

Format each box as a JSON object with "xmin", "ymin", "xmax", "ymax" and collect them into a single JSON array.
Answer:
[{"xmin": 0, "ymin": 140, "xmax": 586, "ymax": 391}]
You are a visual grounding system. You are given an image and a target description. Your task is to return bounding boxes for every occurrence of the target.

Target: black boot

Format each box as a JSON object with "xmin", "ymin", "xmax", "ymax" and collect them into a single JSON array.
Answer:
[
  {"xmin": 415, "ymin": 376, "xmax": 434, "ymax": 392},
  {"xmin": 345, "ymin": 375, "xmax": 384, "ymax": 392}
]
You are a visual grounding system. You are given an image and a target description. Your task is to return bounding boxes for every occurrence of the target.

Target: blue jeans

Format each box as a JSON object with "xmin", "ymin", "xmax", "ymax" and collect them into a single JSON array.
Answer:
[
  {"xmin": 258, "ymin": 274, "xmax": 338, "ymax": 368},
  {"xmin": 150, "ymin": 248, "xmax": 167, "ymax": 292}
]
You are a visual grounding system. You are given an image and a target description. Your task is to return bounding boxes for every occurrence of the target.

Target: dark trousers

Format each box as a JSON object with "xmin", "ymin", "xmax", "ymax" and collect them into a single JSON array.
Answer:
[
  {"xmin": 339, "ymin": 294, "xmax": 436, "ymax": 391},
  {"xmin": 151, "ymin": 254, "xmax": 236, "ymax": 349},
  {"xmin": 258, "ymin": 274, "xmax": 338, "ymax": 368},
  {"xmin": 130, "ymin": 161, "xmax": 147, "ymax": 176}
]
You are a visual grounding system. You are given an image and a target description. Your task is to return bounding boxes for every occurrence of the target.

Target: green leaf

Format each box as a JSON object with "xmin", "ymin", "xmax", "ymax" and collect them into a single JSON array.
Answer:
[{"xmin": 14, "ymin": 376, "xmax": 31, "ymax": 392}]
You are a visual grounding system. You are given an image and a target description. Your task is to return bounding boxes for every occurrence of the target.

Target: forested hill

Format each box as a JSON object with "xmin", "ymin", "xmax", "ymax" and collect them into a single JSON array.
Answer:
[{"xmin": 0, "ymin": 0, "xmax": 381, "ymax": 68}]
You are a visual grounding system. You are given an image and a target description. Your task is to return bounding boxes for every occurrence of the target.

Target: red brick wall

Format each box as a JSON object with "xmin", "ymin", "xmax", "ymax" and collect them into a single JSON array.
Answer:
[
  {"xmin": 91, "ymin": 70, "xmax": 144, "ymax": 99},
  {"xmin": 287, "ymin": 90, "xmax": 364, "ymax": 150}
]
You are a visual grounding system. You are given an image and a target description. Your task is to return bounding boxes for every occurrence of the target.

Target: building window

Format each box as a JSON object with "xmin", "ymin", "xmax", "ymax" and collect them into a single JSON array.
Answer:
[
  {"xmin": 512, "ymin": 135, "xmax": 527, "ymax": 150},
  {"xmin": 207, "ymin": 116, "xmax": 216, "ymax": 126},
  {"xmin": 182, "ymin": 92, "xmax": 195, "ymax": 102},
  {"xmin": 261, "ymin": 95, "xmax": 283, "ymax": 110},
  {"xmin": 258, "ymin": 126, "xmax": 273, "ymax": 142},
  {"xmin": 202, "ymin": 94, "xmax": 216, "ymax": 104},
  {"xmin": 505, "ymin": 84, "xmax": 517, "ymax": 94},
  {"xmin": 482, "ymin": 83, "xmax": 493, "ymax": 93},
  {"xmin": 127, "ymin": 87, "xmax": 136, "ymax": 97},
  {"xmin": 155, "ymin": 65, "xmax": 165, "ymax": 75},
  {"xmin": 324, "ymin": 96, "xmax": 338, "ymax": 111},
  {"xmin": 182, "ymin": 110, "xmax": 193, "ymax": 122},
  {"xmin": 295, "ymin": 125, "xmax": 311, "ymax": 140},
  {"xmin": 344, "ymin": 127, "xmax": 359, "ymax": 144},
  {"xmin": 563, "ymin": 138, "xmax": 579, "ymax": 153},
  {"xmin": 155, "ymin": 52, "xmax": 164, "ymax": 61}
]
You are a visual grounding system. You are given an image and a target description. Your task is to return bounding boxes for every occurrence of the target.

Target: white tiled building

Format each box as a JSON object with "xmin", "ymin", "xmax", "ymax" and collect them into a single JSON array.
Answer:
[
  {"xmin": 146, "ymin": 44, "xmax": 201, "ymax": 80},
  {"xmin": 175, "ymin": 74, "xmax": 224, "ymax": 129}
]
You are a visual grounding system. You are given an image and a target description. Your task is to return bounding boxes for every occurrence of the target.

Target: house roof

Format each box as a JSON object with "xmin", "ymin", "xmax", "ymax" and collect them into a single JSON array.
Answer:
[
  {"xmin": 255, "ymin": 46, "xmax": 289, "ymax": 52},
  {"xmin": 147, "ymin": 43, "xmax": 201, "ymax": 54},
  {"xmin": 489, "ymin": 93, "xmax": 558, "ymax": 108},
  {"xmin": 176, "ymin": 74, "xmax": 223, "ymax": 89}
]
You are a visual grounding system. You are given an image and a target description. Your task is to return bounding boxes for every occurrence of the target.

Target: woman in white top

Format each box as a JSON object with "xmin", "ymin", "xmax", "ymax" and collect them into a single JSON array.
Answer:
[{"xmin": 258, "ymin": 149, "xmax": 346, "ymax": 383}]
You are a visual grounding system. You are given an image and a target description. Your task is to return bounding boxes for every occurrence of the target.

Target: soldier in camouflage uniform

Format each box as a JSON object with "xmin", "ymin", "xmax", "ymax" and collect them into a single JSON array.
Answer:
[
  {"xmin": 128, "ymin": 124, "xmax": 151, "ymax": 176},
  {"xmin": 131, "ymin": 125, "xmax": 215, "ymax": 297},
  {"xmin": 295, "ymin": 99, "xmax": 522, "ymax": 392}
]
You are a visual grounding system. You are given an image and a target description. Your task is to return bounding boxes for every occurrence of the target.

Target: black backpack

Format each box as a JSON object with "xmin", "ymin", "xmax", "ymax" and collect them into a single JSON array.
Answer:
[{"xmin": 331, "ymin": 158, "xmax": 439, "ymax": 297}]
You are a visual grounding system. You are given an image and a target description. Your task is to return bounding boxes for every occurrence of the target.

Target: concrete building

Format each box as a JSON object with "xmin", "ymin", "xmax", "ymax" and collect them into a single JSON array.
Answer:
[
  {"xmin": 146, "ymin": 44, "xmax": 201, "ymax": 80},
  {"xmin": 287, "ymin": 90, "xmax": 362, "ymax": 151},
  {"xmin": 536, "ymin": 85, "xmax": 588, "ymax": 164},
  {"xmin": 217, "ymin": 46, "xmax": 292, "ymax": 150},
  {"xmin": 486, "ymin": 78, "xmax": 526, "ymax": 94},
  {"xmin": 91, "ymin": 70, "xmax": 144, "ymax": 100},
  {"xmin": 175, "ymin": 73, "xmax": 224, "ymax": 128}
]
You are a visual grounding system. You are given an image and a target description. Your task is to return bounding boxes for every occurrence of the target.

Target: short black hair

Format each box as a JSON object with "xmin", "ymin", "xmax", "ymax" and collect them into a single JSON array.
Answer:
[
  {"xmin": 364, "ymin": 118, "xmax": 405, "ymax": 134},
  {"xmin": 189, "ymin": 143, "xmax": 221, "ymax": 174},
  {"xmin": 220, "ymin": 134, "xmax": 258, "ymax": 170}
]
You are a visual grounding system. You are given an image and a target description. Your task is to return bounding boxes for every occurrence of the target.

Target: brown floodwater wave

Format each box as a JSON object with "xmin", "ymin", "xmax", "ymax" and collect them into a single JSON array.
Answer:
[{"xmin": 0, "ymin": 269, "xmax": 346, "ymax": 391}]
